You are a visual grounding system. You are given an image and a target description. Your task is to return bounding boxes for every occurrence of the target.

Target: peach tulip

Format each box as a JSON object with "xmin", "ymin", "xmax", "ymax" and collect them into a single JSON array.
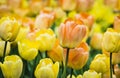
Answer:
[
  {"xmin": 64, "ymin": 42, "xmax": 89, "ymax": 70},
  {"xmin": 114, "ymin": 15, "xmax": 120, "ymax": 32},
  {"xmin": 47, "ymin": 39, "xmax": 63, "ymax": 62},
  {"xmin": 58, "ymin": 19, "xmax": 87, "ymax": 48},
  {"xmin": 75, "ymin": 13, "xmax": 94, "ymax": 30}
]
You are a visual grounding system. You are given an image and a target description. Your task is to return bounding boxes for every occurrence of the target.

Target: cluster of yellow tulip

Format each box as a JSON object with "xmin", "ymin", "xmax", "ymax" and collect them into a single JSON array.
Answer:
[{"xmin": 0, "ymin": 0, "xmax": 120, "ymax": 78}]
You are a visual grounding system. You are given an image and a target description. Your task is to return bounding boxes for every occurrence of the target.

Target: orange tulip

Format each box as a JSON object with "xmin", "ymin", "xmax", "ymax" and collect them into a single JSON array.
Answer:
[
  {"xmin": 47, "ymin": 39, "xmax": 64, "ymax": 62},
  {"xmin": 75, "ymin": 13, "xmax": 94, "ymax": 30},
  {"xmin": 58, "ymin": 18, "xmax": 87, "ymax": 48},
  {"xmin": 114, "ymin": 15, "xmax": 120, "ymax": 32},
  {"xmin": 64, "ymin": 42, "xmax": 89, "ymax": 69},
  {"xmin": 59, "ymin": 0, "xmax": 77, "ymax": 11}
]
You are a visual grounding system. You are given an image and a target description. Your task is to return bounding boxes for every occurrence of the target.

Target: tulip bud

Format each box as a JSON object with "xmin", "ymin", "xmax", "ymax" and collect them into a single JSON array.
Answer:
[
  {"xmin": 64, "ymin": 42, "xmax": 89, "ymax": 70},
  {"xmin": 59, "ymin": 0, "xmax": 77, "ymax": 11},
  {"xmin": 83, "ymin": 70, "xmax": 101, "ymax": 78},
  {"xmin": 35, "ymin": 58, "xmax": 59, "ymax": 78},
  {"xmin": 35, "ymin": 12, "xmax": 54, "ymax": 30},
  {"xmin": 114, "ymin": 15, "xmax": 120, "ymax": 32},
  {"xmin": 47, "ymin": 39, "xmax": 63, "ymax": 62},
  {"xmin": 58, "ymin": 19, "xmax": 87, "ymax": 48},
  {"xmin": 102, "ymin": 28, "xmax": 120, "ymax": 53},
  {"xmin": 0, "ymin": 40, "xmax": 10, "ymax": 57},
  {"xmin": 0, "ymin": 55, "xmax": 23, "ymax": 78},
  {"xmin": 90, "ymin": 33, "xmax": 103, "ymax": 50},
  {"xmin": 90, "ymin": 54, "xmax": 110, "ymax": 73},
  {"xmin": 0, "ymin": 17, "xmax": 21, "ymax": 41},
  {"xmin": 36, "ymin": 29, "xmax": 56, "ymax": 52}
]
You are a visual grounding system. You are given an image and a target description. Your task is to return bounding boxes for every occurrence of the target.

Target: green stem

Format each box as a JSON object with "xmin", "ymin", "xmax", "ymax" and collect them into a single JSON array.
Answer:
[
  {"xmin": 112, "ymin": 64, "xmax": 115, "ymax": 74},
  {"xmin": 2, "ymin": 41, "xmax": 7, "ymax": 63},
  {"xmin": 61, "ymin": 48, "xmax": 70, "ymax": 78},
  {"xmin": 110, "ymin": 53, "xmax": 113, "ymax": 78},
  {"xmin": 70, "ymin": 68, "xmax": 73, "ymax": 78}
]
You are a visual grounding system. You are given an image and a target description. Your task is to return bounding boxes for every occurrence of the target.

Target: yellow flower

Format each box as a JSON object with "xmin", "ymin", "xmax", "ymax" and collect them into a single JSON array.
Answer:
[
  {"xmin": 90, "ymin": 54, "xmax": 110, "ymax": 73},
  {"xmin": 36, "ymin": 29, "xmax": 56, "ymax": 52},
  {"xmin": 83, "ymin": 70, "xmax": 101, "ymax": 78},
  {"xmin": 18, "ymin": 39, "xmax": 38, "ymax": 61},
  {"xmin": 34, "ymin": 58, "xmax": 59, "ymax": 78},
  {"xmin": 47, "ymin": 39, "xmax": 63, "ymax": 62},
  {"xmin": 67, "ymin": 74, "xmax": 83, "ymax": 78},
  {"xmin": 102, "ymin": 28, "xmax": 120, "ymax": 53},
  {"xmin": 0, "ymin": 55, "xmax": 23, "ymax": 78},
  {"xmin": 0, "ymin": 17, "xmax": 21, "ymax": 41},
  {"xmin": 0, "ymin": 40, "xmax": 10, "ymax": 57},
  {"xmin": 90, "ymin": 33, "xmax": 103, "ymax": 50}
]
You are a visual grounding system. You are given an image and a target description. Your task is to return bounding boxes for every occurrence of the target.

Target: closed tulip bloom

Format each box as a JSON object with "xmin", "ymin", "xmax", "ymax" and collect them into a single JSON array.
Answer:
[
  {"xmin": 36, "ymin": 29, "xmax": 56, "ymax": 52},
  {"xmin": 90, "ymin": 33, "xmax": 103, "ymax": 50},
  {"xmin": 102, "ymin": 28, "xmax": 120, "ymax": 53},
  {"xmin": 34, "ymin": 58, "xmax": 59, "ymax": 78},
  {"xmin": 47, "ymin": 39, "xmax": 63, "ymax": 62},
  {"xmin": 90, "ymin": 54, "xmax": 110, "ymax": 73},
  {"xmin": 67, "ymin": 74, "xmax": 83, "ymax": 78},
  {"xmin": 35, "ymin": 12, "xmax": 54, "ymax": 30},
  {"xmin": 114, "ymin": 15, "xmax": 120, "ymax": 32},
  {"xmin": 0, "ymin": 17, "xmax": 21, "ymax": 41},
  {"xmin": 83, "ymin": 70, "xmax": 101, "ymax": 78},
  {"xmin": 58, "ymin": 19, "xmax": 87, "ymax": 48},
  {"xmin": 64, "ymin": 42, "xmax": 89, "ymax": 69},
  {"xmin": 0, "ymin": 55, "xmax": 23, "ymax": 78},
  {"xmin": 0, "ymin": 40, "xmax": 10, "ymax": 57},
  {"xmin": 18, "ymin": 38, "xmax": 38, "ymax": 61},
  {"xmin": 59, "ymin": 0, "xmax": 76, "ymax": 11}
]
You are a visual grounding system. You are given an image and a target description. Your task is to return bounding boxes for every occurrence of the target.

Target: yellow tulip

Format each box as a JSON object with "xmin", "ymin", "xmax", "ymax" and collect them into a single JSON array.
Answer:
[
  {"xmin": 34, "ymin": 58, "xmax": 59, "ymax": 78},
  {"xmin": 0, "ymin": 55, "xmax": 23, "ymax": 78},
  {"xmin": 0, "ymin": 17, "xmax": 21, "ymax": 41},
  {"xmin": 47, "ymin": 39, "xmax": 63, "ymax": 62},
  {"xmin": 36, "ymin": 29, "xmax": 56, "ymax": 52},
  {"xmin": 90, "ymin": 33, "xmax": 103, "ymax": 50},
  {"xmin": 90, "ymin": 54, "xmax": 110, "ymax": 73},
  {"xmin": 102, "ymin": 28, "xmax": 120, "ymax": 53},
  {"xmin": 83, "ymin": 70, "xmax": 101, "ymax": 78},
  {"xmin": 18, "ymin": 38, "xmax": 38, "ymax": 61},
  {"xmin": 0, "ymin": 40, "xmax": 10, "ymax": 57},
  {"xmin": 67, "ymin": 74, "xmax": 83, "ymax": 78}
]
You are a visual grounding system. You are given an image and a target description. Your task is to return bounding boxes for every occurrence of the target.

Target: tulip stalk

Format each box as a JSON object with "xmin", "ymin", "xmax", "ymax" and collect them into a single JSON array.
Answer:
[
  {"xmin": 110, "ymin": 53, "xmax": 112, "ymax": 78},
  {"xmin": 2, "ymin": 41, "xmax": 7, "ymax": 62},
  {"xmin": 70, "ymin": 68, "xmax": 73, "ymax": 78},
  {"xmin": 61, "ymin": 48, "xmax": 70, "ymax": 78}
]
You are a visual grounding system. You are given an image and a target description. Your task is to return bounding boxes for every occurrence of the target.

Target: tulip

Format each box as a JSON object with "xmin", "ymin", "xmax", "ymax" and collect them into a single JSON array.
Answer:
[
  {"xmin": 102, "ymin": 71, "xmax": 116, "ymax": 78},
  {"xmin": 75, "ymin": 13, "xmax": 94, "ymax": 31},
  {"xmin": 0, "ymin": 40, "xmax": 10, "ymax": 57},
  {"xmin": 83, "ymin": 70, "xmax": 101, "ymax": 78},
  {"xmin": 114, "ymin": 64, "xmax": 120, "ymax": 78},
  {"xmin": 18, "ymin": 38, "xmax": 38, "ymax": 61},
  {"xmin": 67, "ymin": 74, "xmax": 83, "ymax": 78},
  {"xmin": 47, "ymin": 39, "xmax": 63, "ymax": 62},
  {"xmin": 0, "ymin": 17, "xmax": 21, "ymax": 41},
  {"xmin": 36, "ymin": 29, "xmax": 56, "ymax": 52},
  {"xmin": 90, "ymin": 54, "xmax": 110, "ymax": 73},
  {"xmin": 114, "ymin": 15, "xmax": 120, "ymax": 32},
  {"xmin": 0, "ymin": 55, "xmax": 23, "ymax": 78},
  {"xmin": 76, "ymin": 0, "xmax": 94, "ymax": 12},
  {"xmin": 90, "ymin": 33, "xmax": 103, "ymax": 50},
  {"xmin": 34, "ymin": 58, "xmax": 59, "ymax": 78},
  {"xmin": 34, "ymin": 12, "xmax": 55, "ymax": 30},
  {"xmin": 64, "ymin": 42, "xmax": 89, "ymax": 70},
  {"xmin": 102, "ymin": 28, "xmax": 120, "ymax": 53},
  {"xmin": 59, "ymin": 0, "xmax": 77, "ymax": 11},
  {"xmin": 58, "ymin": 18, "xmax": 87, "ymax": 48}
]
